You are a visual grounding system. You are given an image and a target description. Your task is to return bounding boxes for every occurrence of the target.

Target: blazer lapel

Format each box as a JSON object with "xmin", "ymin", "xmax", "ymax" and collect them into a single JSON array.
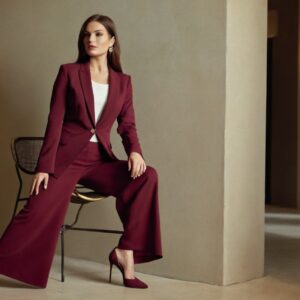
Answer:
[{"xmin": 79, "ymin": 60, "xmax": 118, "ymax": 129}]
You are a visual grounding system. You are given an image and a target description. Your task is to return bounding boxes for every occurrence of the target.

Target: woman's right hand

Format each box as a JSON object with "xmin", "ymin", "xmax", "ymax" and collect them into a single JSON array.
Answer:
[{"xmin": 30, "ymin": 172, "xmax": 49, "ymax": 195}]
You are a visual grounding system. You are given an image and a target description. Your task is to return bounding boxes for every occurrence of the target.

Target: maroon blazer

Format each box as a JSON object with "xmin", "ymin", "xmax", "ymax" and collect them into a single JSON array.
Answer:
[{"xmin": 34, "ymin": 61, "xmax": 144, "ymax": 179}]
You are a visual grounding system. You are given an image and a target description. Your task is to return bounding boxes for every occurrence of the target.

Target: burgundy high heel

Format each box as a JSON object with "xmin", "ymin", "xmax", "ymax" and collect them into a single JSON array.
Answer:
[{"xmin": 108, "ymin": 247, "xmax": 148, "ymax": 288}]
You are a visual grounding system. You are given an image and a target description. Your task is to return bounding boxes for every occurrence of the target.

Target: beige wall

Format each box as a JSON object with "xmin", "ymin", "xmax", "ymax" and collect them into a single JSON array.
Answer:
[{"xmin": 0, "ymin": 0, "xmax": 267, "ymax": 285}]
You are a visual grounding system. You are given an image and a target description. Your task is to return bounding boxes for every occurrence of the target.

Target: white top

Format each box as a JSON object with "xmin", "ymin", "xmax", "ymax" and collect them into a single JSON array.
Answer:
[{"xmin": 89, "ymin": 80, "xmax": 109, "ymax": 142}]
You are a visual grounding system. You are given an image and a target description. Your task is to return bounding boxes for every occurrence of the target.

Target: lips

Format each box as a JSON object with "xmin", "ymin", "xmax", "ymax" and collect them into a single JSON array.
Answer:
[{"xmin": 88, "ymin": 45, "xmax": 97, "ymax": 48}]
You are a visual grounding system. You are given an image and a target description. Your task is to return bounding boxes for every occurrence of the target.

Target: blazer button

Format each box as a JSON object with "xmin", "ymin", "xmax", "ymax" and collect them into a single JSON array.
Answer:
[{"xmin": 90, "ymin": 128, "xmax": 96, "ymax": 134}]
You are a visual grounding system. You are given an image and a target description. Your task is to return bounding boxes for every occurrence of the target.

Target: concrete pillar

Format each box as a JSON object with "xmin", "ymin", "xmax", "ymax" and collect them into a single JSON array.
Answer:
[{"xmin": 223, "ymin": 0, "xmax": 267, "ymax": 284}]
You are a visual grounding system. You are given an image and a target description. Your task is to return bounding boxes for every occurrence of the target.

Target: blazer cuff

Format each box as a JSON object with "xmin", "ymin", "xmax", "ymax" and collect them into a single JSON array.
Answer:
[
  {"xmin": 34, "ymin": 163, "xmax": 54, "ymax": 175},
  {"xmin": 126, "ymin": 144, "xmax": 144, "ymax": 159}
]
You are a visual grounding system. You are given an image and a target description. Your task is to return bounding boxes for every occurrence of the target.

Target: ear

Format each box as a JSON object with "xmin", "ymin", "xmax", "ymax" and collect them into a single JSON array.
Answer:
[{"xmin": 110, "ymin": 35, "xmax": 115, "ymax": 47}]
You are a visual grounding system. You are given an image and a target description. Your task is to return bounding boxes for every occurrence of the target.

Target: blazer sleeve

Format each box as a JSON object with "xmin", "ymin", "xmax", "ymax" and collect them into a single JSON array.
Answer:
[
  {"xmin": 117, "ymin": 75, "xmax": 144, "ymax": 159},
  {"xmin": 34, "ymin": 64, "xmax": 68, "ymax": 174}
]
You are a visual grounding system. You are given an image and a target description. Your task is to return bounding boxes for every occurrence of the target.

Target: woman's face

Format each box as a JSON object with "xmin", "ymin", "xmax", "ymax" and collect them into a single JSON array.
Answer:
[{"xmin": 83, "ymin": 21, "xmax": 115, "ymax": 57}]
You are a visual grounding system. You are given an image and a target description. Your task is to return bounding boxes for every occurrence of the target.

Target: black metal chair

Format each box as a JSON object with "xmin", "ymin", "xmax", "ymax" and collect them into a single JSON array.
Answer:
[{"xmin": 10, "ymin": 137, "xmax": 124, "ymax": 282}]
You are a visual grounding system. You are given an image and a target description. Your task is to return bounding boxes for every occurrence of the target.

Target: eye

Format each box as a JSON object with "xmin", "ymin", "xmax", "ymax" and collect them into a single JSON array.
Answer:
[{"xmin": 96, "ymin": 33, "xmax": 102, "ymax": 37}]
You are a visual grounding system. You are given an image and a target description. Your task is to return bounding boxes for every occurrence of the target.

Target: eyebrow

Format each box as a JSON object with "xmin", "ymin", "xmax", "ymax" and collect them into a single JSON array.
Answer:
[{"xmin": 84, "ymin": 30, "xmax": 103, "ymax": 33}]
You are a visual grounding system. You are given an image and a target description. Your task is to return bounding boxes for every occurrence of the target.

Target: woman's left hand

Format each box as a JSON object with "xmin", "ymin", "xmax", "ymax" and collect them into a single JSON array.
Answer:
[{"xmin": 128, "ymin": 152, "xmax": 146, "ymax": 179}]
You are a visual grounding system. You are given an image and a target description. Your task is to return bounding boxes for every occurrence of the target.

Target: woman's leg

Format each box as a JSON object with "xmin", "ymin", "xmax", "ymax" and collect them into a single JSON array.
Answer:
[
  {"xmin": 0, "ymin": 145, "xmax": 93, "ymax": 288},
  {"xmin": 78, "ymin": 159, "xmax": 163, "ymax": 266}
]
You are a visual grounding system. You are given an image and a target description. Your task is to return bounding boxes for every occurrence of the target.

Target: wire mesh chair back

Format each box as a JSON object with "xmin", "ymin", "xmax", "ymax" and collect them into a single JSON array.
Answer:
[{"xmin": 11, "ymin": 137, "xmax": 44, "ymax": 174}]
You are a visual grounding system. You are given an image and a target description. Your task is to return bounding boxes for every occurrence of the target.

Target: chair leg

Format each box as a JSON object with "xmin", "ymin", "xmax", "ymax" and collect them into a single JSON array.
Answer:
[
  {"xmin": 11, "ymin": 200, "xmax": 19, "ymax": 221},
  {"xmin": 11, "ymin": 164, "xmax": 22, "ymax": 222},
  {"xmin": 60, "ymin": 225, "xmax": 65, "ymax": 282},
  {"xmin": 59, "ymin": 204, "xmax": 84, "ymax": 283}
]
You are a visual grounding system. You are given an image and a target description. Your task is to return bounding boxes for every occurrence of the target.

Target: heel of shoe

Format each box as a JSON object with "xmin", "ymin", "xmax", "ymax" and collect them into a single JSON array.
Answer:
[{"xmin": 108, "ymin": 247, "xmax": 148, "ymax": 288}]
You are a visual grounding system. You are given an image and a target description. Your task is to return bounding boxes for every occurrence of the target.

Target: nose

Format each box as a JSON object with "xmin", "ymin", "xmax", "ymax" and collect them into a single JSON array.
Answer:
[{"xmin": 88, "ymin": 33, "xmax": 96, "ymax": 42}]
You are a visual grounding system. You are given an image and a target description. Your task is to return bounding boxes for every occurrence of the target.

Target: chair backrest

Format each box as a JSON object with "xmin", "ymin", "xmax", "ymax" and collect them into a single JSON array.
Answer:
[{"xmin": 11, "ymin": 137, "xmax": 44, "ymax": 175}]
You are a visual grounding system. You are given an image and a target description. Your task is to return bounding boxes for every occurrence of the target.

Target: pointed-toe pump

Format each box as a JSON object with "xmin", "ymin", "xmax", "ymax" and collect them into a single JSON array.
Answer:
[{"xmin": 108, "ymin": 247, "xmax": 148, "ymax": 289}]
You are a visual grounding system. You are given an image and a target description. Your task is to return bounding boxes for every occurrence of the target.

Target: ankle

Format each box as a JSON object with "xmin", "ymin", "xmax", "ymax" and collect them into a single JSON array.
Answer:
[{"xmin": 117, "ymin": 248, "xmax": 133, "ymax": 256}]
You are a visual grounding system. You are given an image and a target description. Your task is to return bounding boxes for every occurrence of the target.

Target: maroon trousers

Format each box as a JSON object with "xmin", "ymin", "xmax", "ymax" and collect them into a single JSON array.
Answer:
[{"xmin": 0, "ymin": 142, "xmax": 162, "ymax": 288}]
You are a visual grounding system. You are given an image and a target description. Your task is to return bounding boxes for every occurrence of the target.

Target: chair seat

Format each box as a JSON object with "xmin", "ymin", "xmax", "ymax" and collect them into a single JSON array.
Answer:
[
  {"xmin": 71, "ymin": 191, "xmax": 108, "ymax": 204},
  {"xmin": 71, "ymin": 184, "xmax": 109, "ymax": 204}
]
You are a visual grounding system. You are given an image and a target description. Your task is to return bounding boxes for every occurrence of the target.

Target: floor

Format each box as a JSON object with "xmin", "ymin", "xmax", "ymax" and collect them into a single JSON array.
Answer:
[{"xmin": 0, "ymin": 204, "xmax": 300, "ymax": 300}]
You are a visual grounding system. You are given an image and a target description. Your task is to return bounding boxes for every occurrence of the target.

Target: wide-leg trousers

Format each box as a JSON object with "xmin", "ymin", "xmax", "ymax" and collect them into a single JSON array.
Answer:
[{"xmin": 0, "ymin": 141, "xmax": 162, "ymax": 288}]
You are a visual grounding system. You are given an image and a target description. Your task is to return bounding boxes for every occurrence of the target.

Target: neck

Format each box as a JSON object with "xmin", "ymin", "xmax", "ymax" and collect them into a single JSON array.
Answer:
[{"xmin": 88, "ymin": 56, "xmax": 109, "ymax": 74}]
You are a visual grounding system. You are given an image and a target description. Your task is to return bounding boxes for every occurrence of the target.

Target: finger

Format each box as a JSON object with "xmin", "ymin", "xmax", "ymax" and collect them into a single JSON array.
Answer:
[
  {"xmin": 44, "ymin": 176, "xmax": 48, "ymax": 189},
  {"xmin": 141, "ymin": 163, "xmax": 146, "ymax": 175},
  {"xmin": 134, "ymin": 163, "xmax": 142, "ymax": 178},
  {"xmin": 30, "ymin": 178, "xmax": 37, "ymax": 195},
  {"xmin": 137, "ymin": 163, "xmax": 143, "ymax": 177},
  {"xmin": 134, "ymin": 163, "xmax": 141, "ymax": 178},
  {"xmin": 131, "ymin": 162, "xmax": 138, "ymax": 178},
  {"xmin": 139, "ymin": 163, "xmax": 145, "ymax": 176},
  {"xmin": 131, "ymin": 165, "xmax": 135, "ymax": 178},
  {"xmin": 128, "ymin": 158, "xmax": 131, "ymax": 171},
  {"xmin": 30, "ymin": 182, "xmax": 34, "ymax": 195},
  {"xmin": 35, "ymin": 178, "xmax": 42, "ymax": 195},
  {"xmin": 142, "ymin": 163, "xmax": 147, "ymax": 174}
]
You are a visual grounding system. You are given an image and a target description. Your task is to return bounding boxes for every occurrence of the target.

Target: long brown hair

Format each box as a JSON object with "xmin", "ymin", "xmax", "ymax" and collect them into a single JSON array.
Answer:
[{"xmin": 75, "ymin": 14, "xmax": 123, "ymax": 72}]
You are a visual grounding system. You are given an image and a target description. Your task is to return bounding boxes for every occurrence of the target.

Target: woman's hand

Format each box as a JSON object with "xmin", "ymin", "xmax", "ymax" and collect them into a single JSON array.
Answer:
[
  {"xmin": 30, "ymin": 172, "xmax": 49, "ymax": 195},
  {"xmin": 128, "ymin": 152, "xmax": 146, "ymax": 179}
]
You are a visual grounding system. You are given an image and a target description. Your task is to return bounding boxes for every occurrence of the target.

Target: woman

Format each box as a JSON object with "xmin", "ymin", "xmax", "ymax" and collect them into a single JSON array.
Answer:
[{"xmin": 0, "ymin": 14, "xmax": 162, "ymax": 289}]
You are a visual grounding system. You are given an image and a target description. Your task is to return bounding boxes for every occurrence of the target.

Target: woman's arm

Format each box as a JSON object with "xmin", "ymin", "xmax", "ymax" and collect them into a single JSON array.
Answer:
[
  {"xmin": 34, "ymin": 64, "xmax": 68, "ymax": 174},
  {"xmin": 117, "ymin": 75, "xmax": 144, "ymax": 159}
]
